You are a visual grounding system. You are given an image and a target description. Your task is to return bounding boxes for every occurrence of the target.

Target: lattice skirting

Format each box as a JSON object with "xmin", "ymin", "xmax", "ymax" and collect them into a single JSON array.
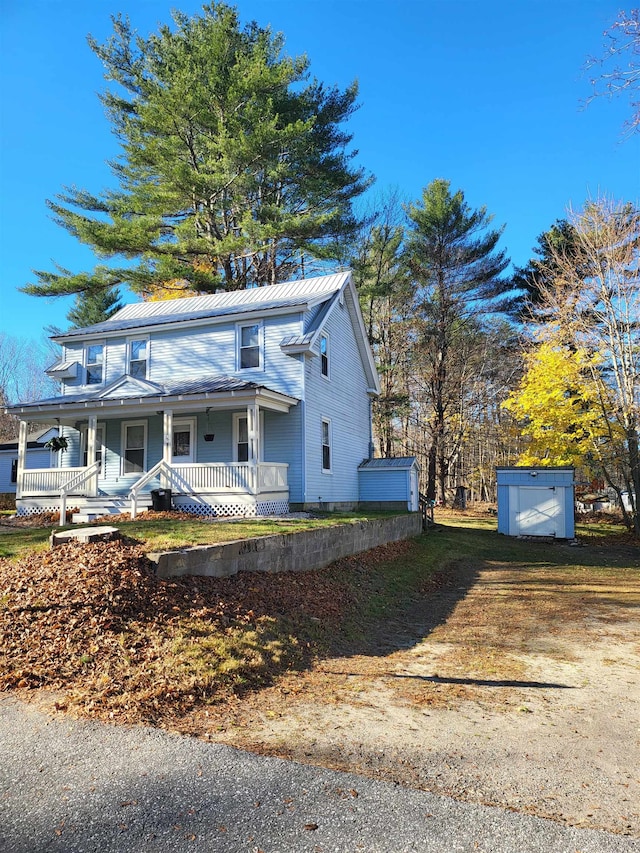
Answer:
[
  {"xmin": 16, "ymin": 505, "xmax": 55, "ymax": 517},
  {"xmin": 172, "ymin": 499, "xmax": 289, "ymax": 518},
  {"xmin": 15, "ymin": 497, "xmax": 290, "ymax": 519}
]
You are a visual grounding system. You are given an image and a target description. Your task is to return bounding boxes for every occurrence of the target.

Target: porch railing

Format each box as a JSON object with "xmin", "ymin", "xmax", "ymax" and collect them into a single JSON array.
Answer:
[
  {"xmin": 22, "ymin": 467, "xmax": 86, "ymax": 497},
  {"xmin": 257, "ymin": 462, "xmax": 288, "ymax": 491},
  {"xmin": 172, "ymin": 462, "xmax": 253, "ymax": 492},
  {"xmin": 128, "ymin": 461, "xmax": 289, "ymax": 519}
]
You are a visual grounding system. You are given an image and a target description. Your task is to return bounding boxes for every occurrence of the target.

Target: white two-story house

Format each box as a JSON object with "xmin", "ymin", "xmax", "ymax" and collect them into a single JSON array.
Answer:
[{"xmin": 7, "ymin": 272, "xmax": 381, "ymax": 522}]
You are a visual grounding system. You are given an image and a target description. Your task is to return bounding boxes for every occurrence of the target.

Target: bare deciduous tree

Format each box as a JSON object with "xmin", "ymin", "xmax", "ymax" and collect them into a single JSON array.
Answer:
[
  {"xmin": 537, "ymin": 196, "xmax": 640, "ymax": 533},
  {"xmin": 586, "ymin": 8, "xmax": 640, "ymax": 135}
]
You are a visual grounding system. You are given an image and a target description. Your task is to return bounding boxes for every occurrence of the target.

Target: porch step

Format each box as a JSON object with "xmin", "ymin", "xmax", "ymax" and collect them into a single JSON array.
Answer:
[{"xmin": 71, "ymin": 499, "xmax": 152, "ymax": 524}]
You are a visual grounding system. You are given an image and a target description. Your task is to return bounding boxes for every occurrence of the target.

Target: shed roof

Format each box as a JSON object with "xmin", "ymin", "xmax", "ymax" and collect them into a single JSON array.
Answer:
[{"xmin": 359, "ymin": 456, "xmax": 420, "ymax": 470}]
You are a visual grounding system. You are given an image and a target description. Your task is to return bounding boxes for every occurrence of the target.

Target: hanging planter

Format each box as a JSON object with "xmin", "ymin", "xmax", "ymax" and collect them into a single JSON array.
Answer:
[
  {"xmin": 203, "ymin": 408, "xmax": 214, "ymax": 441},
  {"xmin": 45, "ymin": 436, "xmax": 69, "ymax": 453}
]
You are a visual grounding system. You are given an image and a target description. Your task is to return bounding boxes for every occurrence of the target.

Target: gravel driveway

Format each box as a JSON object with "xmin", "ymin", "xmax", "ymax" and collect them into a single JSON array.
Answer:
[{"xmin": 1, "ymin": 696, "xmax": 636, "ymax": 853}]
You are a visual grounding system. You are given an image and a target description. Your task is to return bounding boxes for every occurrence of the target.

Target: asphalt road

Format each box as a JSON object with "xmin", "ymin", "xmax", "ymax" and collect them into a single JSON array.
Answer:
[{"xmin": 1, "ymin": 697, "xmax": 637, "ymax": 853}]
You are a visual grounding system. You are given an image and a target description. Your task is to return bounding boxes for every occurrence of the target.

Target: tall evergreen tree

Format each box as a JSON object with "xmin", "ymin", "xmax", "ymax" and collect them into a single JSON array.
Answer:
[
  {"xmin": 510, "ymin": 219, "xmax": 582, "ymax": 321},
  {"xmin": 67, "ymin": 287, "xmax": 123, "ymax": 328},
  {"xmin": 405, "ymin": 179, "xmax": 510, "ymax": 503},
  {"xmin": 23, "ymin": 3, "xmax": 371, "ymax": 301}
]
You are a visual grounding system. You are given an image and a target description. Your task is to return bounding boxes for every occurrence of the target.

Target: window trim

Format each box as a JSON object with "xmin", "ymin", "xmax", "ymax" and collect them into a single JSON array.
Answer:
[
  {"xmin": 79, "ymin": 421, "xmax": 106, "ymax": 477},
  {"xmin": 120, "ymin": 419, "xmax": 148, "ymax": 476},
  {"xmin": 236, "ymin": 321, "xmax": 263, "ymax": 371},
  {"xmin": 127, "ymin": 336, "xmax": 149, "ymax": 380},
  {"xmin": 232, "ymin": 411, "xmax": 264, "ymax": 462},
  {"xmin": 172, "ymin": 417, "xmax": 197, "ymax": 464},
  {"xmin": 320, "ymin": 333, "xmax": 330, "ymax": 379},
  {"xmin": 84, "ymin": 341, "xmax": 105, "ymax": 386},
  {"xmin": 321, "ymin": 417, "xmax": 332, "ymax": 473}
]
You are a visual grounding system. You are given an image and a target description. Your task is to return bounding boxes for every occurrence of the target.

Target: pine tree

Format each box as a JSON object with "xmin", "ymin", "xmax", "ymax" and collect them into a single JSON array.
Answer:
[
  {"xmin": 404, "ymin": 179, "xmax": 510, "ymax": 503},
  {"xmin": 510, "ymin": 219, "xmax": 582, "ymax": 321},
  {"xmin": 23, "ymin": 3, "xmax": 371, "ymax": 301},
  {"xmin": 67, "ymin": 287, "xmax": 123, "ymax": 328}
]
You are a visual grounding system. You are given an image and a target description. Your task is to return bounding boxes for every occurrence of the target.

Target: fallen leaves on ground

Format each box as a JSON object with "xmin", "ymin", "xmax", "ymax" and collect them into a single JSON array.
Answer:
[{"xmin": 0, "ymin": 536, "xmax": 413, "ymax": 724}]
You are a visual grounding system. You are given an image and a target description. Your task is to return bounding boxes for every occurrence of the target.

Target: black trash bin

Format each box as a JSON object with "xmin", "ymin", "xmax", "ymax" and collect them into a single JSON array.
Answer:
[{"xmin": 150, "ymin": 489, "xmax": 172, "ymax": 511}]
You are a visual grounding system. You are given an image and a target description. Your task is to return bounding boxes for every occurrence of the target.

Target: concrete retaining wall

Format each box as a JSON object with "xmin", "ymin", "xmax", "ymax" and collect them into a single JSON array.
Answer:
[{"xmin": 149, "ymin": 513, "xmax": 423, "ymax": 579}]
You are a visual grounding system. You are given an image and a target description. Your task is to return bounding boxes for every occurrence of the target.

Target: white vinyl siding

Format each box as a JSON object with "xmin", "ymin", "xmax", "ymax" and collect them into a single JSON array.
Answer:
[{"xmin": 304, "ymin": 290, "xmax": 371, "ymax": 504}]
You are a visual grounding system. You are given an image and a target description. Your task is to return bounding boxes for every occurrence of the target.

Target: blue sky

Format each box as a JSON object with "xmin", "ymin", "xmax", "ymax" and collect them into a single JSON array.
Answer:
[{"xmin": 1, "ymin": 0, "xmax": 638, "ymax": 344}]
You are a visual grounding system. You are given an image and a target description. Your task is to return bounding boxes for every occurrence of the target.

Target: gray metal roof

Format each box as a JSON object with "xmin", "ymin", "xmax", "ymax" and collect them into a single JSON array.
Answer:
[
  {"xmin": 359, "ymin": 456, "xmax": 420, "ymax": 470},
  {"xmin": 54, "ymin": 273, "xmax": 351, "ymax": 340},
  {"xmin": 7, "ymin": 375, "xmax": 291, "ymax": 411}
]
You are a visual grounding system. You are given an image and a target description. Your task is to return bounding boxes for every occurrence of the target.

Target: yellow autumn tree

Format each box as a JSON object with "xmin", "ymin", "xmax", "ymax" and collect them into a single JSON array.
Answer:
[{"xmin": 503, "ymin": 342, "xmax": 617, "ymax": 469}]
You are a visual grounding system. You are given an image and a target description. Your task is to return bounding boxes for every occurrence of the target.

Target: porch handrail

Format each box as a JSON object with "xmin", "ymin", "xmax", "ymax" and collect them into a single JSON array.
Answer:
[
  {"xmin": 129, "ymin": 459, "xmax": 174, "ymax": 519},
  {"xmin": 58, "ymin": 461, "xmax": 101, "ymax": 527}
]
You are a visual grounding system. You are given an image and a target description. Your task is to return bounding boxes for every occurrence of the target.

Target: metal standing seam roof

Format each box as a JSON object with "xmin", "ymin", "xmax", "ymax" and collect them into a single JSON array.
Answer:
[
  {"xmin": 6, "ymin": 375, "xmax": 297, "ymax": 411},
  {"xmin": 53, "ymin": 272, "xmax": 351, "ymax": 340},
  {"xmin": 359, "ymin": 457, "xmax": 419, "ymax": 470}
]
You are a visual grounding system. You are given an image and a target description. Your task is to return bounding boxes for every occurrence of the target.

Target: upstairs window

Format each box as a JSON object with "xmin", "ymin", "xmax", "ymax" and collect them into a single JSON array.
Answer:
[
  {"xmin": 128, "ymin": 339, "xmax": 148, "ymax": 379},
  {"xmin": 239, "ymin": 323, "xmax": 261, "ymax": 369},
  {"xmin": 85, "ymin": 343, "xmax": 104, "ymax": 385},
  {"xmin": 320, "ymin": 334, "xmax": 329, "ymax": 378}
]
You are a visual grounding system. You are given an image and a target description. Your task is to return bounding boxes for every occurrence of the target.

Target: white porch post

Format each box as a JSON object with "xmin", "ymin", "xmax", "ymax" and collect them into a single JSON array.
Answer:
[
  {"xmin": 87, "ymin": 415, "xmax": 98, "ymax": 497},
  {"xmin": 162, "ymin": 409, "xmax": 173, "ymax": 487},
  {"xmin": 16, "ymin": 420, "xmax": 28, "ymax": 500},
  {"xmin": 247, "ymin": 401, "xmax": 260, "ymax": 494}
]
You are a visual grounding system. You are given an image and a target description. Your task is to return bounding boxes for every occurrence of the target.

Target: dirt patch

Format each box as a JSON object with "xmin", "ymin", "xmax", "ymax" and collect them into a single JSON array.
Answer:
[{"xmin": 185, "ymin": 557, "xmax": 640, "ymax": 837}]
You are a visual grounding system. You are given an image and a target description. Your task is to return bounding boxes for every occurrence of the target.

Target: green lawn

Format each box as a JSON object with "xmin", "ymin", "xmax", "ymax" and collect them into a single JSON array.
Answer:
[{"xmin": 0, "ymin": 511, "xmax": 395, "ymax": 561}]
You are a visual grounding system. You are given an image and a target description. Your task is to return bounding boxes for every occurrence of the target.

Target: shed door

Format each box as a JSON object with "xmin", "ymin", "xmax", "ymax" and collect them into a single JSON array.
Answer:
[
  {"xmin": 517, "ymin": 487, "xmax": 561, "ymax": 536},
  {"xmin": 409, "ymin": 469, "xmax": 419, "ymax": 511}
]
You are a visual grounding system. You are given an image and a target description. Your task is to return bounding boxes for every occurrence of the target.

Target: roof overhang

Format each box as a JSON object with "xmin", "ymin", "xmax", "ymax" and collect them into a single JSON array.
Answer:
[{"xmin": 6, "ymin": 386, "xmax": 298, "ymax": 423}]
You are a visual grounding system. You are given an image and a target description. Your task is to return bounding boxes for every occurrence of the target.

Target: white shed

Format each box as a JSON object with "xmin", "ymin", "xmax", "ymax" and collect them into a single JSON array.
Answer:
[{"xmin": 496, "ymin": 466, "xmax": 575, "ymax": 538}]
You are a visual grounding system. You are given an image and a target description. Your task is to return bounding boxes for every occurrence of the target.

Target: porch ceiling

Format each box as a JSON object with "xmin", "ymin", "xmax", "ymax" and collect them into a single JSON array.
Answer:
[{"xmin": 5, "ymin": 374, "xmax": 299, "ymax": 423}]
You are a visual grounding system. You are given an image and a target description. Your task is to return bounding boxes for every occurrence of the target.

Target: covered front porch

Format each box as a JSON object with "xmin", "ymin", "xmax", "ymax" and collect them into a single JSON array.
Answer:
[{"xmin": 11, "ymin": 378, "xmax": 297, "ymax": 524}]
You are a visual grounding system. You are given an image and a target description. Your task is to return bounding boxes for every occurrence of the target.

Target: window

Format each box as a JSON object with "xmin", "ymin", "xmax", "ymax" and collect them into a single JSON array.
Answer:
[
  {"xmin": 85, "ymin": 343, "xmax": 104, "ymax": 385},
  {"xmin": 80, "ymin": 424, "xmax": 105, "ymax": 475},
  {"xmin": 233, "ymin": 412, "xmax": 264, "ymax": 462},
  {"xmin": 128, "ymin": 339, "xmax": 148, "ymax": 379},
  {"xmin": 122, "ymin": 421, "xmax": 147, "ymax": 474},
  {"xmin": 320, "ymin": 334, "xmax": 329, "ymax": 378},
  {"xmin": 321, "ymin": 418, "xmax": 331, "ymax": 472},
  {"xmin": 238, "ymin": 323, "xmax": 261, "ymax": 369},
  {"xmin": 236, "ymin": 415, "xmax": 249, "ymax": 462},
  {"xmin": 172, "ymin": 419, "xmax": 196, "ymax": 463},
  {"xmin": 10, "ymin": 459, "xmax": 17, "ymax": 484}
]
